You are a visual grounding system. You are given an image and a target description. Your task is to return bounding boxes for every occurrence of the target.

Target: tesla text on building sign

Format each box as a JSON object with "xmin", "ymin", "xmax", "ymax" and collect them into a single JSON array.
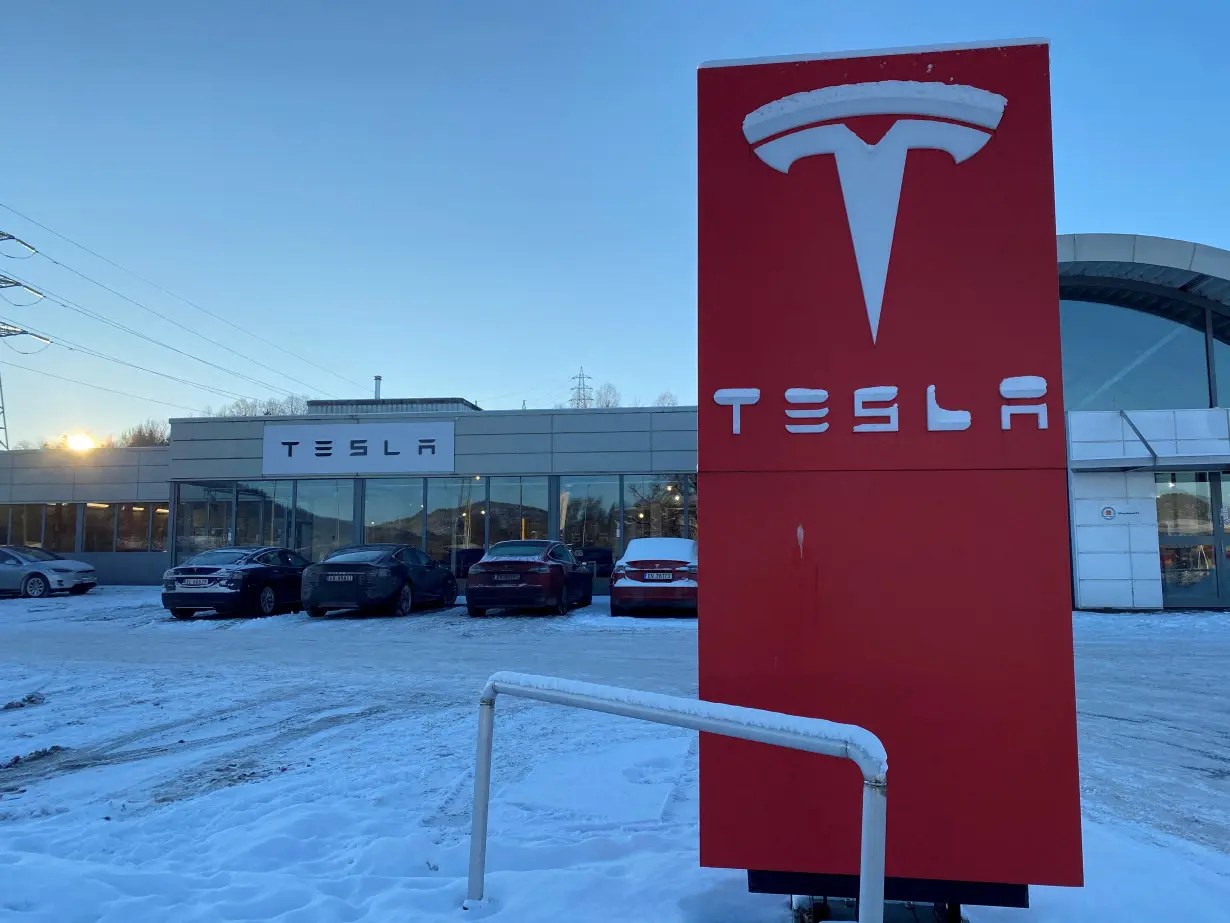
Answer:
[{"xmin": 261, "ymin": 422, "xmax": 455, "ymax": 475}]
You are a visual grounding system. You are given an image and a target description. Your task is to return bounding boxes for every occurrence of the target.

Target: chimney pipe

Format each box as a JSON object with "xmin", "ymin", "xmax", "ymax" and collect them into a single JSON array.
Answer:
[{"xmin": 374, "ymin": 375, "xmax": 382, "ymax": 400}]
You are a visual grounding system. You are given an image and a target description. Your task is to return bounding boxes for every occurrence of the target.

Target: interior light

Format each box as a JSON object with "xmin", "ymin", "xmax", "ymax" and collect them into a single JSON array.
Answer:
[
  {"xmin": 155, "ymin": 509, "xmax": 169, "ymax": 515},
  {"xmin": 131, "ymin": 506, "xmax": 145, "ymax": 512},
  {"xmin": 638, "ymin": 512, "xmax": 645, "ymax": 519},
  {"xmin": 86, "ymin": 502, "xmax": 110, "ymax": 509}
]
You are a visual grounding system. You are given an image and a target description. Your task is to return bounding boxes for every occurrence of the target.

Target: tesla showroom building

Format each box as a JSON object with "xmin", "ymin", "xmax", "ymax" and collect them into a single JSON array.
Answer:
[{"xmin": 1, "ymin": 233, "xmax": 1228, "ymax": 611}]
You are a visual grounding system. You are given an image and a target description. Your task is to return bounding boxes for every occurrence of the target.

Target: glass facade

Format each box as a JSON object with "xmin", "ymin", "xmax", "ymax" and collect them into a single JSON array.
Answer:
[
  {"xmin": 236, "ymin": 481, "xmax": 293, "ymax": 547},
  {"xmin": 12, "ymin": 504, "xmax": 42, "ymax": 547},
  {"xmin": 427, "ymin": 477, "xmax": 485, "ymax": 576},
  {"xmin": 152, "ymin": 505, "xmax": 170, "ymax": 552},
  {"xmin": 117, "ymin": 503, "xmax": 151, "ymax": 552},
  {"xmin": 560, "ymin": 476, "xmax": 620, "ymax": 576},
  {"xmin": 623, "ymin": 475, "xmax": 686, "ymax": 543},
  {"xmin": 45, "ymin": 503, "xmax": 78, "ymax": 552},
  {"xmin": 364, "ymin": 478, "xmax": 424, "ymax": 545},
  {"xmin": 83, "ymin": 503, "xmax": 116, "ymax": 552},
  {"xmin": 293, "ymin": 479, "xmax": 354, "ymax": 561},
  {"xmin": 488, "ymin": 477, "xmax": 549, "ymax": 545},
  {"xmin": 1060, "ymin": 299, "xmax": 1210, "ymax": 411},
  {"xmin": 175, "ymin": 483, "xmax": 235, "ymax": 558}
]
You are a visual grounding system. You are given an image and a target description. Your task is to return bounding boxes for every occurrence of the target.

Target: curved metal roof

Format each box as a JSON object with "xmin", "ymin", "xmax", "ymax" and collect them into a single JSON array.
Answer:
[{"xmin": 1058, "ymin": 233, "xmax": 1230, "ymax": 319}]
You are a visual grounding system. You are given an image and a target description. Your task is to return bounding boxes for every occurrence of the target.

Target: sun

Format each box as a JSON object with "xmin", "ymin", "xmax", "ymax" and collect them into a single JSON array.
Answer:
[{"xmin": 66, "ymin": 433, "xmax": 96, "ymax": 451}]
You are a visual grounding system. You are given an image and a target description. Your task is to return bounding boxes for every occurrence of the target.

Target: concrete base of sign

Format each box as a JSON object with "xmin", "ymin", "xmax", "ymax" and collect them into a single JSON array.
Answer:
[{"xmin": 789, "ymin": 896, "xmax": 970, "ymax": 922}]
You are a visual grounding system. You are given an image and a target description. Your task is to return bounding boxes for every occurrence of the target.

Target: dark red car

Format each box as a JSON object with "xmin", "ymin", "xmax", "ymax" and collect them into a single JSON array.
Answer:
[
  {"xmin": 466, "ymin": 540, "xmax": 594, "ymax": 617},
  {"xmin": 610, "ymin": 537, "xmax": 698, "ymax": 616}
]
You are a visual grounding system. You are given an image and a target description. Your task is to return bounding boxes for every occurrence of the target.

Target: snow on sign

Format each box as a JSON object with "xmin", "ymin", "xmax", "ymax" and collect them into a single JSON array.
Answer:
[
  {"xmin": 262, "ymin": 421, "xmax": 455, "ymax": 475},
  {"xmin": 698, "ymin": 39, "xmax": 1083, "ymax": 901}
]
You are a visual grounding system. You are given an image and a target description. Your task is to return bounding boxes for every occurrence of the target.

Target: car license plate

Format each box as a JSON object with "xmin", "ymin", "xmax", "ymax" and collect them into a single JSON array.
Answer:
[
  {"xmin": 643, "ymin": 572, "xmax": 673, "ymax": 581},
  {"xmin": 180, "ymin": 578, "xmax": 210, "ymax": 587},
  {"xmin": 494, "ymin": 573, "xmax": 519, "ymax": 581},
  {"xmin": 327, "ymin": 574, "xmax": 354, "ymax": 582}
]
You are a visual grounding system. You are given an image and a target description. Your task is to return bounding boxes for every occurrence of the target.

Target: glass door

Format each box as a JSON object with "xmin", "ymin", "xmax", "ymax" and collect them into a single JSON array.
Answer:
[{"xmin": 1156, "ymin": 473, "xmax": 1221, "ymax": 607}]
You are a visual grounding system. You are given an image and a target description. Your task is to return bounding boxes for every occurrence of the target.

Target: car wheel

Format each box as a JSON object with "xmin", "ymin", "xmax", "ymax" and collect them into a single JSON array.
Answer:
[
  {"xmin": 393, "ymin": 582, "xmax": 414, "ymax": 617},
  {"xmin": 21, "ymin": 574, "xmax": 48, "ymax": 599},
  {"xmin": 308, "ymin": 608, "xmax": 328, "ymax": 618},
  {"xmin": 171, "ymin": 609, "xmax": 195, "ymax": 620},
  {"xmin": 257, "ymin": 585, "xmax": 277, "ymax": 616},
  {"xmin": 68, "ymin": 585, "xmax": 92, "ymax": 596},
  {"xmin": 554, "ymin": 585, "xmax": 569, "ymax": 616},
  {"xmin": 440, "ymin": 576, "xmax": 458, "ymax": 607},
  {"xmin": 467, "ymin": 604, "xmax": 486, "ymax": 618}
]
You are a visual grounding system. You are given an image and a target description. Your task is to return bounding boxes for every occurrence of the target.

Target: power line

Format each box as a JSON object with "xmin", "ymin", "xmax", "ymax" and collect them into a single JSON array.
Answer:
[
  {"xmin": 0, "ymin": 359, "xmax": 207, "ymax": 413},
  {"xmin": 0, "ymin": 312, "xmax": 259, "ymax": 403},
  {"xmin": 0, "ymin": 200, "xmax": 367, "ymax": 390},
  {"xmin": 1, "ymin": 270, "xmax": 307, "ymax": 399}
]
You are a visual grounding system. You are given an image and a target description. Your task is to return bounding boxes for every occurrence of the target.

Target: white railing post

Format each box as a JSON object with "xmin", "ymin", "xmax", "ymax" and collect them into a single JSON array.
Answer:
[
  {"xmin": 465, "ymin": 698, "xmax": 496, "ymax": 906},
  {"xmin": 858, "ymin": 779, "xmax": 888, "ymax": 923},
  {"xmin": 462, "ymin": 672, "xmax": 887, "ymax": 922}
]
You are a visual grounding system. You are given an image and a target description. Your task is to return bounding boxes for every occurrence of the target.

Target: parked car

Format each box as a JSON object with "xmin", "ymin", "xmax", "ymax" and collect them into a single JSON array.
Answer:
[
  {"xmin": 0, "ymin": 545, "xmax": 97, "ymax": 598},
  {"xmin": 610, "ymin": 537, "xmax": 698, "ymax": 617},
  {"xmin": 465, "ymin": 539, "xmax": 594, "ymax": 617},
  {"xmin": 300, "ymin": 544, "xmax": 458, "ymax": 617},
  {"xmin": 161, "ymin": 546, "xmax": 310, "ymax": 619}
]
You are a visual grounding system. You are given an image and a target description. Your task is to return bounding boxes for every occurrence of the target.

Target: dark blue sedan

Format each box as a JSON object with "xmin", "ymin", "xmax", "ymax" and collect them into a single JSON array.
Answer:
[{"xmin": 162, "ymin": 546, "xmax": 311, "ymax": 619}]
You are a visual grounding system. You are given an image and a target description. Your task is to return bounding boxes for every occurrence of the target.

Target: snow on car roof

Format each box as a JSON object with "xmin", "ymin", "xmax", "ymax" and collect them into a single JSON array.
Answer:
[{"xmin": 618, "ymin": 537, "xmax": 698, "ymax": 564}]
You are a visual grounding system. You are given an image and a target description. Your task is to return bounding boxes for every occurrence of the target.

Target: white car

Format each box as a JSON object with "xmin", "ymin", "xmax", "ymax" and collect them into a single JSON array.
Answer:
[
  {"xmin": 610, "ymin": 537, "xmax": 698, "ymax": 616},
  {"xmin": 0, "ymin": 545, "xmax": 98, "ymax": 598}
]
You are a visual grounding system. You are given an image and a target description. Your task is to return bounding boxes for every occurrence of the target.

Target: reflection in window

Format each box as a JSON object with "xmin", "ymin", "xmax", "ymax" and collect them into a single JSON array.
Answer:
[
  {"xmin": 83, "ymin": 503, "xmax": 116, "ymax": 552},
  {"xmin": 685, "ymin": 474, "xmax": 697, "ymax": 539},
  {"xmin": 1060, "ymin": 300, "xmax": 1209, "ymax": 411},
  {"xmin": 12, "ymin": 504, "xmax": 42, "ymax": 547},
  {"xmin": 560, "ymin": 476, "xmax": 619, "ymax": 576},
  {"xmin": 294, "ymin": 479, "xmax": 354, "ymax": 562},
  {"xmin": 365, "ymin": 478, "xmax": 424, "ymax": 545},
  {"xmin": 117, "ymin": 503, "xmax": 151, "ymax": 552},
  {"xmin": 427, "ymin": 477, "xmax": 485, "ymax": 577},
  {"xmin": 152, "ymin": 505, "xmax": 170, "ymax": 552},
  {"xmin": 175, "ymin": 482, "xmax": 235, "ymax": 559},
  {"xmin": 1211, "ymin": 314, "xmax": 1230, "ymax": 409},
  {"xmin": 1156, "ymin": 472, "xmax": 1213, "ymax": 535},
  {"xmin": 236, "ymin": 481, "xmax": 293, "ymax": 547},
  {"xmin": 623, "ymin": 476, "xmax": 685, "ymax": 544},
  {"xmin": 488, "ymin": 477, "xmax": 548, "ymax": 546},
  {"xmin": 0, "ymin": 505, "xmax": 8, "ymax": 545},
  {"xmin": 45, "ymin": 503, "xmax": 78, "ymax": 552},
  {"xmin": 1159, "ymin": 544, "xmax": 1217, "ymax": 602}
]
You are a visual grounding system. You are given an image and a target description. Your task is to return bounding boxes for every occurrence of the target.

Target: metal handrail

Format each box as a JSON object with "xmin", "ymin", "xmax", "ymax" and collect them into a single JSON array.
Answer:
[{"xmin": 463, "ymin": 671, "xmax": 889, "ymax": 923}]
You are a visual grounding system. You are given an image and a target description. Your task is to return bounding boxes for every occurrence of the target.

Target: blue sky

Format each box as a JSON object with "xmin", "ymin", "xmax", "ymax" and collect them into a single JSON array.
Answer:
[{"xmin": 1, "ymin": 0, "xmax": 1226, "ymax": 442}]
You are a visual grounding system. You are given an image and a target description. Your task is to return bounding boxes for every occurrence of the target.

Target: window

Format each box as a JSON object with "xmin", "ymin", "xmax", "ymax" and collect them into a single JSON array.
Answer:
[
  {"xmin": 623, "ymin": 476, "xmax": 685, "ymax": 545},
  {"xmin": 685, "ymin": 474, "xmax": 698, "ymax": 539},
  {"xmin": 488, "ymin": 477, "xmax": 549, "ymax": 545},
  {"xmin": 83, "ymin": 503, "xmax": 116, "ymax": 552},
  {"xmin": 286, "ymin": 551, "xmax": 310, "ymax": 568},
  {"xmin": 364, "ymin": 478, "xmax": 424, "ymax": 545},
  {"xmin": 560, "ymin": 476, "xmax": 620, "ymax": 570},
  {"xmin": 175, "ymin": 482, "xmax": 236, "ymax": 558},
  {"xmin": 0, "ymin": 506, "xmax": 8, "ymax": 545},
  {"xmin": 1060, "ymin": 300, "xmax": 1210, "ymax": 411},
  {"xmin": 426, "ymin": 477, "xmax": 485, "ymax": 577},
  {"xmin": 294, "ymin": 479, "xmax": 355, "ymax": 562},
  {"xmin": 550, "ymin": 545, "xmax": 575, "ymax": 563},
  {"xmin": 0, "ymin": 550, "xmax": 16, "ymax": 565},
  {"xmin": 152, "ymin": 505, "xmax": 170, "ymax": 552},
  {"xmin": 186, "ymin": 549, "xmax": 251, "ymax": 566},
  {"xmin": 254, "ymin": 550, "xmax": 280, "ymax": 565},
  {"xmin": 488, "ymin": 540, "xmax": 551, "ymax": 557},
  {"xmin": 1156, "ymin": 473, "xmax": 1213, "ymax": 535},
  {"xmin": 44, "ymin": 503, "xmax": 78, "ymax": 552},
  {"xmin": 236, "ymin": 481, "xmax": 292, "ymax": 547},
  {"xmin": 11, "ymin": 504, "xmax": 42, "ymax": 547},
  {"xmin": 116, "ymin": 503, "xmax": 151, "ymax": 551}
]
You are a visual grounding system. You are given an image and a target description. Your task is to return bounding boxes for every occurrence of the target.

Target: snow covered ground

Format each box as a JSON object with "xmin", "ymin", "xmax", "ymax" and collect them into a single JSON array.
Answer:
[{"xmin": 1, "ymin": 589, "xmax": 1227, "ymax": 922}]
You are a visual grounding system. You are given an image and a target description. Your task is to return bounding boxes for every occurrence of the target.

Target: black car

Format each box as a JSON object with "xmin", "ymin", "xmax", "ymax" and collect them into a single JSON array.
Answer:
[
  {"xmin": 301, "ymin": 544, "xmax": 459, "ymax": 617},
  {"xmin": 161, "ymin": 546, "xmax": 310, "ymax": 619}
]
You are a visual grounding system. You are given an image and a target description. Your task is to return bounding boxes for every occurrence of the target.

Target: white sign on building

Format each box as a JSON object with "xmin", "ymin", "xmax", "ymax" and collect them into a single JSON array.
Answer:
[{"xmin": 261, "ymin": 421, "xmax": 455, "ymax": 476}]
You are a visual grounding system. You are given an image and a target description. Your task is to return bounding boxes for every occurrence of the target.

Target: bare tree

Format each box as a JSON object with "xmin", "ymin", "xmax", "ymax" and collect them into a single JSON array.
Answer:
[
  {"xmin": 206, "ymin": 395, "xmax": 309, "ymax": 417},
  {"xmin": 12, "ymin": 439, "xmax": 38, "ymax": 450},
  {"xmin": 119, "ymin": 418, "xmax": 171, "ymax": 447},
  {"xmin": 594, "ymin": 382, "xmax": 621, "ymax": 408},
  {"xmin": 652, "ymin": 391, "xmax": 680, "ymax": 407}
]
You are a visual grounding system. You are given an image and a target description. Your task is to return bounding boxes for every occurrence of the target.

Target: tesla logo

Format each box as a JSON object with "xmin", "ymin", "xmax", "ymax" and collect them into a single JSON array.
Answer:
[
  {"xmin": 714, "ymin": 376, "xmax": 1046, "ymax": 435},
  {"xmin": 743, "ymin": 80, "xmax": 1007, "ymax": 344}
]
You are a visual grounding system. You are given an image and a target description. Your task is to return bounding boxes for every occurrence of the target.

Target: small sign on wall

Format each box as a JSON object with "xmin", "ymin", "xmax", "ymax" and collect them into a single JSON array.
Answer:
[{"xmin": 262, "ymin": 421, "xmax": 455, "ymax": 476}]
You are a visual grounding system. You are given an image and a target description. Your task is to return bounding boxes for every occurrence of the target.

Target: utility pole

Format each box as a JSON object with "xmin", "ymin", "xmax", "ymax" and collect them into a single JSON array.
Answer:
[
  {"xmin": 570, "ymin": 366, "xmax": 594, "ymax": 409},
  {"xmin": 0, "ymin": 317, "xmax": 52, "ymax": 451}
]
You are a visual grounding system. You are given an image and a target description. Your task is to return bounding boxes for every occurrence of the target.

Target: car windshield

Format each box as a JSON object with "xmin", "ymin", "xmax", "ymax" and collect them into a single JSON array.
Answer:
[
  {"xmin": 13, "ymin": 547, "xmax": 62, "ymax": 562},
  {"xmin": 323, "ymin": 550, "xmax": 387, "ymax": 563},
  {"xmin": 487, "ymin": 542, "xmax": 549, "ymax": 557},
  {"xmin": 186, "ymin": 549, "xmax": 251, "ymax": 566}
]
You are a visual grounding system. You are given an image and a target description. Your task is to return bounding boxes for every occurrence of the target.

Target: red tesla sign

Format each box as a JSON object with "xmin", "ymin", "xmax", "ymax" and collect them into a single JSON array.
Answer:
[{"xmin": 698, "ymin": 41, "xmax": 1083, "ymax": 891}]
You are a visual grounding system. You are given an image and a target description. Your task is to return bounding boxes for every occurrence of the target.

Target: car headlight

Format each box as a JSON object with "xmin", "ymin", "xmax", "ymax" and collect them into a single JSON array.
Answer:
[{"xmin": 162, "ymin": 569, "xmax": 176, "ymax": 581}]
